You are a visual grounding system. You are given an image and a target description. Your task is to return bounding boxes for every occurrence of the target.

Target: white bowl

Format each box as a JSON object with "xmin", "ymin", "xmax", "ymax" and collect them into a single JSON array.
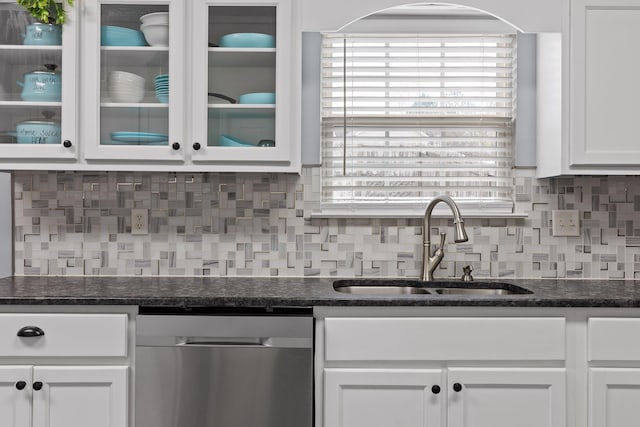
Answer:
[
  {"xmin": 109, "ymin": 87, "xmax": 144, "ymax": 103},
  {"xmin": 108, "ymin": 80, "xmax": 145, "ymax": 90},
  {"xmin": 140, "ymin": 23, "xmax": 169, "ymax": 47},
  {"xmin": 140, "ymin": 12, "xmax": 169, "ymax": 25},
  {"xmin": 108, "ymin": 81, "xmax": 145, "ymax": 91},
  {"xmin": 108, "ymin": 71, "xmax": 145, "ymax": 86},
  {"xmin": 109, "ymin": 88, "xmax": 145, "ymax": 95}
]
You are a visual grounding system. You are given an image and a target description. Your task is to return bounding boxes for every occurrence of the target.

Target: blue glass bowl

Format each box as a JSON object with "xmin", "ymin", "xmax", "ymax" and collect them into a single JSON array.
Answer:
[
  {"xmin": 238, "ymin": 92, "xmax": 275, "ymax": 104},
  {"xmin": 101, "ymin": 26, "xmax": 148, "ymax": 46},
  {"xmin": 218, "ymin": 33, "xmax": 275, "ymax": 48}
]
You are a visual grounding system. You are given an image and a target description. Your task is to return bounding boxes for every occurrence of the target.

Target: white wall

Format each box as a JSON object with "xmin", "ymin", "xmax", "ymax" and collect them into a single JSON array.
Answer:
[{"xmin": 299, "ymin": 0, "xmax": 563, "ymax": 33}]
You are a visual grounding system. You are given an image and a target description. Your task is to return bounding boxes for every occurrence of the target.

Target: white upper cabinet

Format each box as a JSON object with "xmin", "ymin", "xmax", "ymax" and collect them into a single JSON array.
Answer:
[
  {"xmin": 569, "ymin": 0, "xmax": 640, "ymax": 168},
  {"xmin": 81, "ymin": 0, "xmax": 187, "ymax": 164},
  {"xmin": 80, "ymin": 0, "xmax": 298, "ymax": 172},
  {"xmin": 190, "ymin": 0, "xmax": 295, "ymax": 168},
  {"xmin": 538, "ymin": 0, "xmax": 640, "ymax": 176},
  {"xmin": 0, "ymin": 0, "xmax": 79, "ymax": 164},
  {"xmin": 0, "ymin": 0, "xmax": 299, "ymax": 172}
]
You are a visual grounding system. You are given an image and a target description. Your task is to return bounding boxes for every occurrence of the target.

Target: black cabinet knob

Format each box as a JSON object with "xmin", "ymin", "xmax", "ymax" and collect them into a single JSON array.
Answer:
[
  {"xmin": 431, "ymin": 385, "xmax": 441, "ymax": 394},
  {"xmin": 63, "ymin": 140, "xmax": 72, "ymax": 148},
  {"xmin": 193, "ymin": 142, "xmax": 201, "ymax": 150},
  {"xmin": 15, "ymin": 381, "xmax": 26, "ymax": 390},
  {"xmin": 172, "ymin": 142, "xmax": 180, "ymax": 150},
  {"xmin": 17, "ymin": 326, "xmax": 45, "ymax": 337},
  {"xmin": 453, "ymin": 382, "xmax": 463, "ymax": 392},
  {"xmin": 33, "ymin": 381, "xmax": 43, "ymax": 391}
]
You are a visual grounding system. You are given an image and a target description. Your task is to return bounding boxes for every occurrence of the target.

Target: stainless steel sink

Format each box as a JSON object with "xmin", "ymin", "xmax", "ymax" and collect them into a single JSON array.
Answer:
[
  {"xmin": 431, "ymin": 288, "xmax": 522, "ymax": 295},
  {"xmin": 332, "ymin": 279, "xmax": 533, "ymax": 296},
  {"xmin": 333, "ymin": 280, "xmax": 431, "ymax": 295},
  {"xmin": 426, "ymin": 281, "xmax": 533, "ymax": 295},
  {"xmin": 335, "ymin": 285, "xmax": 432, "ymax": 295}
]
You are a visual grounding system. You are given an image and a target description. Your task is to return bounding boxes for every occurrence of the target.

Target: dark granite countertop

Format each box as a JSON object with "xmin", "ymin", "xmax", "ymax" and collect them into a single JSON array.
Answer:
[{"xmin": 1, "ymin": 276, "xmax": 640, "ymax": 308}]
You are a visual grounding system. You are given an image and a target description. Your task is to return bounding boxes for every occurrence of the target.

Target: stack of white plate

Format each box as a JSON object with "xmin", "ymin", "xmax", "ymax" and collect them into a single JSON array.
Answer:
[
  {"xmin": 108, "ymin": 71, "xmax": 145, "ymax": 103},
  {"xmin": 154, "ymin": 74, "xmax": 168, "ymax": 103}
]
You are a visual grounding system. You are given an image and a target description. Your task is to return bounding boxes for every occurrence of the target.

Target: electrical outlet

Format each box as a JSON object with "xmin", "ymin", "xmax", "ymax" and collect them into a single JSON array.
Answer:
[
  {"xmin": 552, "ymin": 210, "xmax": 580, "ymax": 237},
  {"xmin": 131, "ymin": 208, "xmax": 149, "ymax": 235}
]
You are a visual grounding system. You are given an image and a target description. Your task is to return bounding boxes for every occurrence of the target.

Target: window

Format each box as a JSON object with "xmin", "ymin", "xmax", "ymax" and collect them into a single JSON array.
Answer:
[{"xmin": 321, "ymin": 33, "xmax": 516, "ymax": 215}]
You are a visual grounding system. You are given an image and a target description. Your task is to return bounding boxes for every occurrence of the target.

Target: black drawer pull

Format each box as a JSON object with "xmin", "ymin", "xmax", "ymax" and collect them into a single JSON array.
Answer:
[
  {"xmin": 17, "ymin": 326, "xmax": 45, "ymax": 337},
  {"xmin": 33, "ymin": 381, "xmax": 43, "ymax": 391},
  {"xmin": 15, "ymin": 381, "xmax": 26, "ymax": 390}
]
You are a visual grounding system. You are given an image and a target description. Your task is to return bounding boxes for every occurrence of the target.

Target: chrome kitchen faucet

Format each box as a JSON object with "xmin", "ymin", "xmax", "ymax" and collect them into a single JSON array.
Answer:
[{"xmin": 422, "ymin": 195, "xmax": 468, "ymax": 281}]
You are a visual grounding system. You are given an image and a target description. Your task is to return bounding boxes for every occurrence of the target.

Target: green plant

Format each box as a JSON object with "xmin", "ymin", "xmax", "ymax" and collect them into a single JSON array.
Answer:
[{"xmin": 17, "ymin": 0, "xmax": 74, "ymax": 25}]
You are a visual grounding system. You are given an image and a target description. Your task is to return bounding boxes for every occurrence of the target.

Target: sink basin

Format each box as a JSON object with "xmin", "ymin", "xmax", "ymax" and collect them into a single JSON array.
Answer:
[
  {"xmin": 333, "ymin": 280, "xmax": 431, "ymax": 295},
  {"xmin": 427, "ymin": 281, "xmax": 533, "ymax": 296},
  {"xmin": 332, "ymin": 279, "xmax": 533, "ymax": 296},
  {"xmin": 335, "ymin": 285, "xmax": 432, "ymax": 295}
]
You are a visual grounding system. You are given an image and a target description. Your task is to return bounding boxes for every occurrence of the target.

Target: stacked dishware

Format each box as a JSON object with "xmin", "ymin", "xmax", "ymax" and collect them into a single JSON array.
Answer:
[
  {"xmin": 108, "ymin": 71, "xmax": 146, "ymax": 103},
  {"xmin": 101, "ymin": 25, "xmax": 147, "ymax": 46},
  {"xmin": 109, "ymin": 131, "xmax": 168, "ymax": 145},
  {"xmin": 218, "ymin": 33, "xmax": 275, "ymax": 48},
  {"xmin": 154, "ymin": 74, "xmax": 168, "ymax": 103},
  {"xmin": 140, "ymin": 12, "xmax": 169, "ymax": 46}
]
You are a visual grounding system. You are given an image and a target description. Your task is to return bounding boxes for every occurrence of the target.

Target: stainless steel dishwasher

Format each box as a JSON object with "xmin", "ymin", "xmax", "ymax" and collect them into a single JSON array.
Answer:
[{"xmin": 135, "ymin": 308, "xmax": 313, "ymax": 427}]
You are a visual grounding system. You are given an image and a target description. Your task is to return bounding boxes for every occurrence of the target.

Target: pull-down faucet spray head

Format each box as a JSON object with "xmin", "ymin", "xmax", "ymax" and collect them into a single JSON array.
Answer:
[{"xmin": 453, "ymin": 220, "xmax": 468, "ymax": 243}]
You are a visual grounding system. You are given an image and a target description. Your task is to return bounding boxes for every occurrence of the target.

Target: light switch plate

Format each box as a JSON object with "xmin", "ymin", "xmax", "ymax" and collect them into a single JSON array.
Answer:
[
  {"xmin": 131, "ymin": 208, "xmax": 149, "ymax": 235},
  {"xmin": 552, "ymin": 210, "xmax": 580, "ymax": 237}
]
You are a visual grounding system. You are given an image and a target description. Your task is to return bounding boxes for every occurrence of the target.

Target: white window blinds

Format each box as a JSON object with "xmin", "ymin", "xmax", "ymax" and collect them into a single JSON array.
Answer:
[{"xmin": 321, "ymin": 33, "xmax": 516, "ymax": 214}]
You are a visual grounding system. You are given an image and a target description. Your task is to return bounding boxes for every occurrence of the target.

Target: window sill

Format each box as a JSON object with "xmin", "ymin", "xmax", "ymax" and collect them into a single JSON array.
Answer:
[{"xmin": 311, "ymin": 210, "xmax": 528, "ymax": 220}]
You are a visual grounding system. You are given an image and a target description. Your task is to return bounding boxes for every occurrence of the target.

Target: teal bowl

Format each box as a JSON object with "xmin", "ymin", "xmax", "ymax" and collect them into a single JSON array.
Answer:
[
  {"xmin": 101, "ymin": 26, "xmax": 147, "ymax": 46},
  {"xmin": 219, "ymin": 134, "xmax": 254, "ymax": 147},
  {"xmin": 238, "ymin": 92, "xmax": 275, "ymax": 104},
  {"xmin": 219, "ymin": 33, "xmax": 275, "ymax": 48}
]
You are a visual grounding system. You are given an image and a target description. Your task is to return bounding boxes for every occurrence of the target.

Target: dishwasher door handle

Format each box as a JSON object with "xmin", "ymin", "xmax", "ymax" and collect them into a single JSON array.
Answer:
[
  {"xmin": 181, "ymin": 338, "xmax": 265, "ymax": 346},
  {"xmin": 176, "ymin": 337, "xmax": 312, "ymax": 348}
]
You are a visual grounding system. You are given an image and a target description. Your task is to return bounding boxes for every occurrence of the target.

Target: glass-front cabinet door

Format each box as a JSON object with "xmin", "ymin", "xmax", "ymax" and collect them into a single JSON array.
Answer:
[
  {"xmin": 190, "ymin": 0, "xmax": 294, "ymax": 167},
  {"xmin": 0, "ymin": 0, "xmax": 77, "ymax": 163},
  {"xmin": 81, "ymin": 0, "xmax": 185, "ymax": 163}
]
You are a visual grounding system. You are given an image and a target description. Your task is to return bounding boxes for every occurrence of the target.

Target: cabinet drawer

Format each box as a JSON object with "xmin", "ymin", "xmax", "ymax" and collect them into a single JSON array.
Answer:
[
  {"xmin": 325, "ymin": 317, "xmax": 565, "ymax": 361},
  {"xmin": 0, "ymin": 313, "xmax": 127, "ymax": 357},
  {"xmin": 588, "ymin": 318, "xmax": 640, "ymax": 361}
]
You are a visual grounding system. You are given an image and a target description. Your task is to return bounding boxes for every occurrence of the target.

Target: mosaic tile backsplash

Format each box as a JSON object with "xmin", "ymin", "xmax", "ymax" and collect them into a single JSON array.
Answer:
[{"xmin": 12, "ymin": 168, "xmax": 640, "ymax": 279}]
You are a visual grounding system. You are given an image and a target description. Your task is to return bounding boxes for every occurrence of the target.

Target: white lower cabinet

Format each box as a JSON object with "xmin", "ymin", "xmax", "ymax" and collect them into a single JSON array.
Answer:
[
  {"xmin": 33, "ymin": 366, "xmax": 128, "ymax": 427},
  {"xmin": 589, "ymin": 368, "xmax": 640, "ymax": 427},
  {"xmin": 588, "ymin": 317, "xmax": 640, "ymax": 427},
  {"xmin": 0, "ymin": 311, "xmax": 131, "ymax": 427},
  {"xmin": 447, "ymin": 368, "xmax": 566, "ymax": 427},
  {"xmin": 0, "ymin": 365, "xmax": 127, "ymax": 427},
  {"xmin": 319, "ymin": 314, "xmax": 567, "ymax": 427},
  {"xmin": 0, "ymin": 366, "xmax": 31, "ymax": 427},
  {"xmin": 324, "ymin": 367, "xmax": 565, "ymax": 427},
  {"xmin": 324, "ymin": 368, "xmax": 443, "ymax": 427}
]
